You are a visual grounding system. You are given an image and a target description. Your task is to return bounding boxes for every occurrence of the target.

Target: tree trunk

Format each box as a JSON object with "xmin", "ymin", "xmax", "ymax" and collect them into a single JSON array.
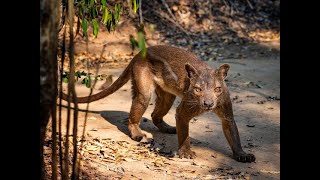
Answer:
[{"xmin": 40, "ymin": 0, "xmax": 59, "ymax": 179}]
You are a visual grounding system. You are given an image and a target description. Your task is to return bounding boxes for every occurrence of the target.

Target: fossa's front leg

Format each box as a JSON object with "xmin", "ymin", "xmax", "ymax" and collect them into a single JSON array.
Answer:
[
  {"xmin": 175, "ymin": 100, "xmax": 201, "ymax": 159},
  {"xmin": 214, "ymin": 95, "xmax": 256, "ymax": 163}
]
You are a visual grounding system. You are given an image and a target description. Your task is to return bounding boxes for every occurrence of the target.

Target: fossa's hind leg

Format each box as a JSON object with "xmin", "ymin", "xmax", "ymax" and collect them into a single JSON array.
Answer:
[
  {"xmin": 128, "ymin": 64, "xmax": 154, "ymax": 141},
  {"xmin": 151, "ymin": 86, "xmax": 176, "ymax": 134}
]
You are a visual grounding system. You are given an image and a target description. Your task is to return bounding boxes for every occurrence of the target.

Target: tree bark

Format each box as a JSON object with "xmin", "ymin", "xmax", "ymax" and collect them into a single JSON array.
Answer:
[{"xmin": 40, "ymin": 0, "xmax": 59, "ymax": 179}]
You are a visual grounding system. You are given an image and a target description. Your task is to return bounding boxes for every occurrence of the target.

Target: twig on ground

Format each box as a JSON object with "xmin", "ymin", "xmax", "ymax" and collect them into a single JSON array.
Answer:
[
  {"xmin": 246, "ymin": 0, "xmax": 254, "ymax": 10},
  {"xmin": 221, "ymin": 0, "xmax": 229, "ymax": 8},
  {"xmin": 153, "ymin": 10, "xmax": 190, "ymax": 36},
  {"xmin": 160, "ymin": 0, "xmax": 177, "ymax": 21}
]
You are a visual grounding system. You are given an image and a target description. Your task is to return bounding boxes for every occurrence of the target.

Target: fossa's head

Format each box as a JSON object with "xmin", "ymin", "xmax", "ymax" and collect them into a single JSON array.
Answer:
[{"xmin": 185, "ymin": 63, "xmax": 230, "ymax": 111}]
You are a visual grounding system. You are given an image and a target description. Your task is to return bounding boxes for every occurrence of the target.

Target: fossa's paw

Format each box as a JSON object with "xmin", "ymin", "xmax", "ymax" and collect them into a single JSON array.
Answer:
[
  {"xmin": 178, "ymin": 149, "xmax": 196, "ymax": 159},
  {"xmin": 129, "ymin": 124, "xmax": 147, "ymax": 142},
  {"xmin": 233, "ymin": 152, "xmax": 256, "ymax": 163},
  {"xmin": 131, "ymin": 133, "xmax": 147, "ymax": 142}
]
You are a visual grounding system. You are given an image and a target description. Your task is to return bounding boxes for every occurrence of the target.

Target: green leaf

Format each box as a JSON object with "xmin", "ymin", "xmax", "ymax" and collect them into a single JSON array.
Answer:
[
  {"xmin": 115, "ymin": 3, "xmax": 120, "ymax": 13},
  {"xmin": 111, "ymin": 13, "xmax": 116, "ymax": 26},
  {"xmin": 80, "ymin": 71, "xmax": 87, "ymax": 76},
  {"xmin": 102, "ymin": 8, "xmax": 109, "ymax": 24},
  {"xmin": 78, "ymin": 5, "xmax": 83, "ymax": 17},
  {"xmin": 106, "ymin": 17, "xmax": 112, "ymax": 32},
  {"xmin": 101, "ymin": 0, "xmax": 106, "ymax": 8},
  {"xmin": 114, "ymin": 3, "xmax": 121, "ymax": 23},
  {"xmin": 81, "ymin": 77, "xmax": 91, "ymax": 88},
  {"xmin": 132, "ymin": 0, "xmax": 138, "ymax": 14},
  {"xmin": 82, "ymin": 18, "xmax": 88, "ymax": 36},
  {"xmin": 85, "ymin": 78, "xmax": 91, "ymax": 88},
  {"xmin": 137, "ymin": 31, "xmax": 146, "ymax": 57},
  {"xmin": 63, "ymin": 77, "xmax": 69, "ymax": 83},
  {"xmin": 129, "ymin": 35, "xmax": 139, "ymax": 49},
  {"xmin": 92, "ymin": 19, "xmax": 99, "ymax": 37},
  {"xmin": 91, "ymin": 7, "xmax": 97, "ymax": 18},
  {"xmin": 75, "ymin": 71, "xmax": 82, "ymax": 81},
  {"xmin": 89, "ymin": 0, "xmax": 94, "ymax": 7},
  {"xmin": 106, "ymin": 22, "xmax": 111, "ymax": 32},
  {"xmin": 86, "ymin": 81, "xmax": 91, "ymax": 88}
]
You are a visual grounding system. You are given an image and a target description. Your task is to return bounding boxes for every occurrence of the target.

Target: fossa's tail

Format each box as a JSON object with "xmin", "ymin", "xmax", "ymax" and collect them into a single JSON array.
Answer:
[{"xmin": 61, "ymin": 60, "xmax": 133, "ymax": 103}]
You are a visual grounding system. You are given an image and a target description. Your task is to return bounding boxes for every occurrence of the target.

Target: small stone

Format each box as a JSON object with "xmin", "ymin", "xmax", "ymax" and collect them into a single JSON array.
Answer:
[
  {"xmin": 172, "ymin": 5, "xmax": 178, "ymax": 11},
  {"xmin": 217, "ymin": 56, "xmax": 224, "ymax": 60}
]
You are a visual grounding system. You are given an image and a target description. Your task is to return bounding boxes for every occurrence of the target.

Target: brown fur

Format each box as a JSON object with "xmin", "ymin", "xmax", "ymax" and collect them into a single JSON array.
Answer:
[{"xmin": 61, "ymin": 45, "xmax": 255, "ymax": 162}]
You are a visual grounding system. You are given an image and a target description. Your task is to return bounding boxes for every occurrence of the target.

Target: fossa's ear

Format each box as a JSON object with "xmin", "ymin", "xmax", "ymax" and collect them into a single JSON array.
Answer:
[
  {"xmin": 216, "ymin": 64, "xmax": 230, "ymax": 79},
  {"xmin": 185, "ymin": 63, "xmax": 198, "ymax": 79}
]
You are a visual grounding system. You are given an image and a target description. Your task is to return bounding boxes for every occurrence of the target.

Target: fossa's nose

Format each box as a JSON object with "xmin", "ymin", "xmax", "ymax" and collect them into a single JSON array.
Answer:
[{"xmin": 204, "ymin": 100, "xmax": 214, "ymax": 107}]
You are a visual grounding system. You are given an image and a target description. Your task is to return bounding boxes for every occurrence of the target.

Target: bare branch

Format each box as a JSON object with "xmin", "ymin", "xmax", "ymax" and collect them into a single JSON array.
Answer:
[
  {"xmin": 139, "ymin": 0, "xmax": 143, "ymax": 25},
  {"xmin": 58, "ymin": 25, "xmax": 67, "ymax": 178}
]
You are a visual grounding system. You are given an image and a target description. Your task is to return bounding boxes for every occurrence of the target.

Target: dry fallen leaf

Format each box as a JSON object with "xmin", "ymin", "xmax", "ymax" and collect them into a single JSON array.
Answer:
[
  {"xmin": 203, "ymin": 175, "xmax": 218, "ymax": 179},
  {"xmin": 256, "ymin": 84, "xmax": 263, "ymax": 88},
  {"xmin": 123, "ymin": 158, "xmax": 138, "ymax": 162},
  {"xmin": 243, "ymin": 81, "xmax": 255, "ymax": 87},
  {"xmin": 259, "ymin": 169, "xmax": 280, "ymax": 174},
  {"xmin": 87, "ymin": 116, "xmax": 97, "ymax": 120}
]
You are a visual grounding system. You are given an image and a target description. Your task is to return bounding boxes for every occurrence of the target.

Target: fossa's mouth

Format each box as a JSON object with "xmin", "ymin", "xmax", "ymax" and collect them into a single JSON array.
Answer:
[{"xmin": 202, "ymin": 106, "xmax": 215, "ymax": 111}]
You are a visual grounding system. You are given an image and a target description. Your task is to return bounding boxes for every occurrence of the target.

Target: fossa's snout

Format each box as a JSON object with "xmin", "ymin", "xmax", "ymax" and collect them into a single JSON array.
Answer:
[{"xmin": 203, "ymin": 100, "xmax": 214, "ymax": 110}]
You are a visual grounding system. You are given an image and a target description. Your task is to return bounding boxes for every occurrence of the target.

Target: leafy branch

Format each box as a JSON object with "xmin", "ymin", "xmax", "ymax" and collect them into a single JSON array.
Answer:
[
  {"xmin": 73, "ymin": 0, "xmax": 141, "ymax": 37},
  {"xmin": 62, "ymin": 70, "xmax": 108, "ymax": 88},
  {"xmin": 61, "ymin": 0, "xmax": 146, "ymax": 89}
]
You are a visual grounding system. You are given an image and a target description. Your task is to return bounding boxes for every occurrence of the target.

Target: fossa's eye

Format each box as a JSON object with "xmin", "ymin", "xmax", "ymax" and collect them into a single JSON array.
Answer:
[
  {"xmin": 214, "ymin": 87, "xmax": 222, "ymax": 93},
  {"xmin": 194, "ymin": 87, "xmax": 202, "ymax": 92}
]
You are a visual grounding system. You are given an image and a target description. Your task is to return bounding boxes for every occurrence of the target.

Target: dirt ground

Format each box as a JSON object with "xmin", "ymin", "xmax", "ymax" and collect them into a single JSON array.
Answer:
[{"xmin": 45, "ymin": 16, "xmax": 280, "ymax": 179}]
